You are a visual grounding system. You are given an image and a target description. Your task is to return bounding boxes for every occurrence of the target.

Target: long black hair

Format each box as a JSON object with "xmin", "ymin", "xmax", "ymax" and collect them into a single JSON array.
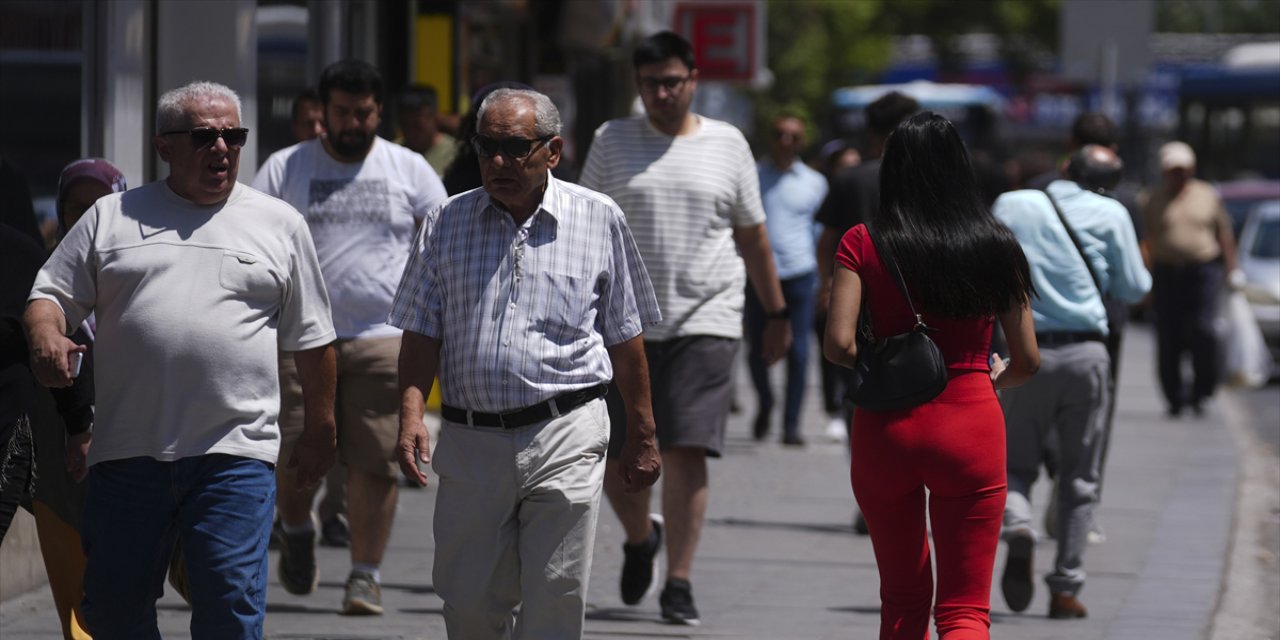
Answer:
[{"xmin": 873, "ymin": 112, "xmax": 1034, "ymax": 318}]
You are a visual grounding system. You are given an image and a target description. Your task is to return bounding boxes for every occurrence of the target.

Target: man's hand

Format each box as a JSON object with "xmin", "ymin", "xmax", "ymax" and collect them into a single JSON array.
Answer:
[
  {"xmin": 397, "ymin": 417, "xmax": 431, "ymax": 487},
  {"xmin": 30, "ymin": 331, "xmax": 85, "ymax": 389},
  {"xmin": 65, "ymin": 430, "xmax": 91, "ymax": 482},
  {"xmin": 619, "ymin": 429, "xmax": 661, "ymax": 492},
  {"xmin": 761, "ymin": 317, "xmax": 793, "ymax": 365},
  {"xmin": 288, "ymin": 421, "xmax": 336, "ymax": 491}
]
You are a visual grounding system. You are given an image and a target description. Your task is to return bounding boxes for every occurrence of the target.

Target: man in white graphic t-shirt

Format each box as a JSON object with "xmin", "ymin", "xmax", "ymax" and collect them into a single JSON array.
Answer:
[{"xmin": 253, "ymin": 59, "xmax": 447, "ymax": 616}]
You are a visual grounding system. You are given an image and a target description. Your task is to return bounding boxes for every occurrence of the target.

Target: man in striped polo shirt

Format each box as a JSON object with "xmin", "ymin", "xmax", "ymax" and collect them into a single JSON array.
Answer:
[{"xmin": 579, "ymin": 30, "xmax": 791, "ymax": 626}]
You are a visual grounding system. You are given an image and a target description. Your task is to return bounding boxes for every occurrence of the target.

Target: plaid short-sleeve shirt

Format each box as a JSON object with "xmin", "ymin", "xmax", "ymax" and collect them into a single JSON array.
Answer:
[{"xmin": 388, "ymin": 175, "xmax": 660, "ymax": 413}]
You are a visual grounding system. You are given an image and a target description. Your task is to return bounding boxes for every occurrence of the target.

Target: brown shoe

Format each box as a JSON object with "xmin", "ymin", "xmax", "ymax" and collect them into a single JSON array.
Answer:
[{"xmin": 1048, "ymin": 593, "xmax": 1088, "ymax": 619}]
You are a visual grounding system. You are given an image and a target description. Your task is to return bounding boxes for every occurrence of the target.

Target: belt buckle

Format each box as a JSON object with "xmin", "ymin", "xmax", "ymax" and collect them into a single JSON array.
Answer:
[{"xmin": 496, "ymin": 412, "xmax": 508, "ymax": 429}]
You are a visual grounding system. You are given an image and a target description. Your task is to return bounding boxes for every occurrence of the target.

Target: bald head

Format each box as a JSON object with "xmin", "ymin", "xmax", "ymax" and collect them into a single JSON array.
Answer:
[{"xmin": 1066, "ymin": 144, "xmax": 1123, "ymax": 193}]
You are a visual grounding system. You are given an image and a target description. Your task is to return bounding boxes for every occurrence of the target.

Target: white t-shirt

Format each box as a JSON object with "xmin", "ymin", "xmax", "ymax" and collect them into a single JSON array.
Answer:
[
  {"xmin": 579, "ymin": 115, "xmax": 766, "ymax": 341},
  {"xmin": 253, "ymin": 137, "xmax": 447, "ymax": 339},
  {"xmin": 30, "ymin": 181, "xmax": 336, "ymax": 466}
]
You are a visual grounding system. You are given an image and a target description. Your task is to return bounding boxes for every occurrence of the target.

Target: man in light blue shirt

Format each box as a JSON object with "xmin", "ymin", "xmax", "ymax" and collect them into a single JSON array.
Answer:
[
  {"xmin": 746, "ymin": 112, "xmax": 828, "ymax": 446},
  {"xmin": 991, "ymin": 144, "xmax": 1151, "ymax": 620}
]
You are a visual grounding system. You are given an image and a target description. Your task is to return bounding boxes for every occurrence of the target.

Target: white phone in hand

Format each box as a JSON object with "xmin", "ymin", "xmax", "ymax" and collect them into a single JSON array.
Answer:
[{"xmin": 69, "ymin": 351, "xmax": 83, "ymax": 378}]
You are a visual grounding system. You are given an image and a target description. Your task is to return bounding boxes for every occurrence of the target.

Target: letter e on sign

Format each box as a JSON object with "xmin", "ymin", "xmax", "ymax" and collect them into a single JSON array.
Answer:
[{"xmin": 674, "ymin": 2, "xmax": 757, "ymax": 82}]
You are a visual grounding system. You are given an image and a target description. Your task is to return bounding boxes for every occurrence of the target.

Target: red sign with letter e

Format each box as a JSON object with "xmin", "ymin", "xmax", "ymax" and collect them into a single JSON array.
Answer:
[{"xmin": 673, "ymin": 2, "xmax": 757, "ymax": 82}]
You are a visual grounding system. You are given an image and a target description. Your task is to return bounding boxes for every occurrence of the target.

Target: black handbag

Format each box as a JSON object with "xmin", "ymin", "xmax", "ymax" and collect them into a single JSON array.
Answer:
[{"xmin": 846, "ymin": 231, "xmax": 949, "ymax": 411}]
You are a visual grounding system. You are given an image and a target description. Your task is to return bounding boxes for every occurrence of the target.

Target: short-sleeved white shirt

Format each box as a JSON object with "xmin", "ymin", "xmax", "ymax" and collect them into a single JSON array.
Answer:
[
  {"xmin": 578, "ymin": 115, "xmax": 766, "ymax": 341},
  {"xmin": 29, "ymin": 181, "xmax": 336, "ymax": 466},
  {"xmin": 253, "ymin": 137, "xmax": 447, "ymax": 339}
]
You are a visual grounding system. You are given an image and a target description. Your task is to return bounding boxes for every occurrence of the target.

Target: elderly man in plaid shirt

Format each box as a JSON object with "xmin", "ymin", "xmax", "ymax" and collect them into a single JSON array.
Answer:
[{"xmin": 389, "ymin": 88, "xmax": 663, "ymax": 639}]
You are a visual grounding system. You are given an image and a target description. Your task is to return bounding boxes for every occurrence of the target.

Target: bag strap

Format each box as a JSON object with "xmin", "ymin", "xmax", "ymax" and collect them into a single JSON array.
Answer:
[
  {"xmin": 866, "ymin": 228, "xmax": 928, "ymax": 332},
  {"xmin": 1043, "ymin": 191, "xmax": 1106, "ymax": 297},
  {"xmin": 1044, "ymin": 189, "xmax": 1111, "ymax": 335}
]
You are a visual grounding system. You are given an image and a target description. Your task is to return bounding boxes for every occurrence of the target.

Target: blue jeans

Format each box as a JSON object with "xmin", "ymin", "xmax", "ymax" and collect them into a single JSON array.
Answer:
[
  {"xmin": 82, "ymin": 454, "xmax": 275, "ymax": 639},
  {"xmin": 744, "ymin": 271, "xmax": 818, "ymax": 437}
]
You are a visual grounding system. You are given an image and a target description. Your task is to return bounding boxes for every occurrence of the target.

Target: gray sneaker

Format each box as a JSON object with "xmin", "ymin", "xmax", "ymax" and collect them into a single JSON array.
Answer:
[
  {"xmin": 277, "ymin": 529, "xmax": 318, "ymax": 595},
  {"xmin": 342, "ymin": 570, "xmax": 384, "ymax": 616}
]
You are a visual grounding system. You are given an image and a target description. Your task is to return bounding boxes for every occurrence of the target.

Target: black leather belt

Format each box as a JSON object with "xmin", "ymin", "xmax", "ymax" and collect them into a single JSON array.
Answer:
[
  {"xmin": 441, "ymin": 384, "xmax": 609, "ymax": 429},
  {"xmin": 1035, "ymin": 331, "xmax": 1105, "ymax": 348}
]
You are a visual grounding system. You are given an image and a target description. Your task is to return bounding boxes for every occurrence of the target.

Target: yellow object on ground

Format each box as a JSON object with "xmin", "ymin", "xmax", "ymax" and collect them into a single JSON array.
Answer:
[
  {"xmin": 426, "ymin": 377, "xmax": 441, "ymax": 411},
  {"xmin": 32, "ymin": 501, "xmax": 92, "ymax": 640}
]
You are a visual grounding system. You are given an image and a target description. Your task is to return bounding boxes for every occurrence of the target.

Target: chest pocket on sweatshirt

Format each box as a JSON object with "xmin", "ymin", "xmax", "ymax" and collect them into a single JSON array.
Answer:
[{"xmin": 219, "ymin": 251, "xmax": 281, "ymax": 306}]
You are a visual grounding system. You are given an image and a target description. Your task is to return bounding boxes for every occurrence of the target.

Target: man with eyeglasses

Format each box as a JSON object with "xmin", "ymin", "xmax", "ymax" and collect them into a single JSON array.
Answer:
[
  {"xmin": 391, "ymin": 88, "xmax": 662, "ymax": 639},
  {"xmin": 579, "ymin": 30, "xmax": 791, "ymax": 625},
  {"xmin": 253, "ymin": 59, "xmax": 447, "ymax": 616},
  {"xmin": 25, "ymin": 81, "xmax": 337, "ymax": 639}
]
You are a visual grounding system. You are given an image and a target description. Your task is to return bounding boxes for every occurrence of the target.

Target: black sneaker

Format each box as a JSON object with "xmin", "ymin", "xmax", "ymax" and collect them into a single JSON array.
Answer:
[
  {"xmin": 752, "ymin": 413, "xmax": 770, "ymax": 441},
  {"xmin": 1001, "ymin": 529, "xmax": 1035, "ymax": 613},
  {"xmin": 620, "ymin": 514, "xmax": 663, "ymax": 605},
  {"xmin": 659, "ymin": 578, "xmax": 700, "ymax": 626},
  {"xmin": 853, "ymin": 510, "xmax": 869, "ymax": 536},
  {"xmin": 320, "ymin": 514, "xmax": 350, "ymax": 548},
  {"xmin": 278, "ymin": 528, "xmax": 318, "ymax": 595},
  {"xmin": 781, "ymin": 433, "xmax": 806, "ymax": 447}
]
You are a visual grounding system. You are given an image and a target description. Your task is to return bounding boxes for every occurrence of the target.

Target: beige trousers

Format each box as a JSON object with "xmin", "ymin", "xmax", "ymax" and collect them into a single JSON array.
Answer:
[{"xmin": 432, "ymin": 398, "xmax": 609, "ymax": 640}]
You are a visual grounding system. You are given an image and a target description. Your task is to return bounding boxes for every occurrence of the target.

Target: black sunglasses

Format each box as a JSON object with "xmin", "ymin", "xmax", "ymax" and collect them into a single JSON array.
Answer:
[
  {"xmin": 160, "ymin": 127, "xmax": 249, "ymax": 149},
  {"xmin": 472, "ymin": 134, "xmax": 553, "ymax": 160}
]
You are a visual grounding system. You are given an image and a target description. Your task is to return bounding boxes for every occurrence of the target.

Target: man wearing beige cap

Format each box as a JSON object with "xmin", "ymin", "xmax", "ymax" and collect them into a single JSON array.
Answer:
[{"xmin": 1140, "ymin": 141, "xmax": 1240, "ymax": 417}]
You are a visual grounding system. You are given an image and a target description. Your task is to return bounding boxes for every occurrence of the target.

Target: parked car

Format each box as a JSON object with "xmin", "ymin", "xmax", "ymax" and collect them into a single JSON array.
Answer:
[
  {"xmin": 1216, "ymin": 179, "xmax": 1280, "ymax": 237},
  {"xmin": 1236, "ymin": 199, "xmax": 1280, "ymax": 365}
]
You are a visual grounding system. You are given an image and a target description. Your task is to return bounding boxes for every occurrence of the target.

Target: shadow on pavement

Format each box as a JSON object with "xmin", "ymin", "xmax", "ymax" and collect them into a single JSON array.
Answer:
[{"xmin": 708, "ymin": 516, "xmax": 854, "ymax": 535}]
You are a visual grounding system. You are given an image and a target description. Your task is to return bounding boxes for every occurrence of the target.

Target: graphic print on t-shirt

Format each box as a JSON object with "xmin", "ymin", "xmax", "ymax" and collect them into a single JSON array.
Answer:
[{"xmin": 307, "ymin": 178, "xmax": 390, "ymax": 225}]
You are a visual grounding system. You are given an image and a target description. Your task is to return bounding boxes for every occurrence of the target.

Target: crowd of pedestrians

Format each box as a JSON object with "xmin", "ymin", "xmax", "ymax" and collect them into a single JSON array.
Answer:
[{"xmin": 0, "ymin": 27, "xmax": 1247, "ymax": 640}]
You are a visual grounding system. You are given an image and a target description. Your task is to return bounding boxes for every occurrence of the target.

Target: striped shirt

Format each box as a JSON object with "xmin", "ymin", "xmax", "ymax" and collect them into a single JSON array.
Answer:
[
  {"xmin": 388, "ymin": 174, "xmax": 660, "ymax": 413},
  {"xmin": 579, "ymin": 115, "xmax": 766, "ymax": 341}
]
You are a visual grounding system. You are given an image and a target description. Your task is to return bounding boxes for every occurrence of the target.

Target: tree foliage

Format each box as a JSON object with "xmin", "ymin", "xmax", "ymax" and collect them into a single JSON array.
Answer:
[
  {"xmin": 1156, "ymin": 0, "xmax": 1280, "ymax": 33},
  {"xmin": 750, "ymin": 0, "xmax": 1060, "ymax": 151}
]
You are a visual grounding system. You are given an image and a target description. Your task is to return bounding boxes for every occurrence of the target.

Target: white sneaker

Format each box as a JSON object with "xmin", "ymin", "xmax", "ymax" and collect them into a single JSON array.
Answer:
[
  {"xmin": 823, "ymin": 417, "xmax": 847, "ymax": 443},
  {"xmin": 1087, "ymin": 516, "xmax": 1107, "ymax": 544}
]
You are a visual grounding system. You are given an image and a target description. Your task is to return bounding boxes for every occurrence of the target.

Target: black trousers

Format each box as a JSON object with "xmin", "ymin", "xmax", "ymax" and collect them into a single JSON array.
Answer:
[{"xmin": 1152, "ymin": 261, "xmax": 1224, "ymax": 412}]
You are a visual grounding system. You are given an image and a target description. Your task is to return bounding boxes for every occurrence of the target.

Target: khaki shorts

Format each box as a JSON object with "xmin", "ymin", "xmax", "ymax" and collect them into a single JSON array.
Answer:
[{"xmin": 279, "ymin": 336, "xmax": 402, "ymax": 478}]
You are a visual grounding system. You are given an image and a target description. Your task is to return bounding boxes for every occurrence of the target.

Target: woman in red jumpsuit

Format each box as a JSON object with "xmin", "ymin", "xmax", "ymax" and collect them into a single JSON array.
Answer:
[{"xmin": 824, "ymin": 112, "xmax": 1040, "ymax": 639}]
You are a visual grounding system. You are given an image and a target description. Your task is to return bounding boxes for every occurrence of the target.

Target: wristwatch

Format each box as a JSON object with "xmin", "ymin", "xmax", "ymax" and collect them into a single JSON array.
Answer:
[{"xmin": 765, "ymin": 307, "xmax": 790, "ymax": 320}]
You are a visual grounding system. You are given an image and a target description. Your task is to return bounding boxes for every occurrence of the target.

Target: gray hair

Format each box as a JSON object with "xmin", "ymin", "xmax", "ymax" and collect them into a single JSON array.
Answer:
[
  {"xmin": 477, "ymin": 88, "xmax": 562, "ymax": 137},
  {"xmin": 155, "ymin": 81, "xmax": 242, "ymax": 134}
]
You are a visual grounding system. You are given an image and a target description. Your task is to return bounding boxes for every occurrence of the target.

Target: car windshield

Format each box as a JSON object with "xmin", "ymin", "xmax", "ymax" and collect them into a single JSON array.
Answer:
[{"xmin": 1250, "ymin": 218, "xmax": 1280, "ymax": 259}]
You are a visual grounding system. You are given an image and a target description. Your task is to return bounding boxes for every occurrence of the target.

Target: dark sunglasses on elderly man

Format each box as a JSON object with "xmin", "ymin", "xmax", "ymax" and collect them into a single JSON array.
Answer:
[
  {"xmin": 160, "ymin": 127, "xmax": 249, "ymax": 149},
  {"xmin": 472, "ymin": 134, "xmax": 553, "ymax": 160}
]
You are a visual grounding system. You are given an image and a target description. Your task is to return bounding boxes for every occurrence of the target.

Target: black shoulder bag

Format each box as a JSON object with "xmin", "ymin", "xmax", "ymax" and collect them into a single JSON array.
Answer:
[{"xmin": 846, "ymin": 231, "xmax": 949, "ymax": 412}]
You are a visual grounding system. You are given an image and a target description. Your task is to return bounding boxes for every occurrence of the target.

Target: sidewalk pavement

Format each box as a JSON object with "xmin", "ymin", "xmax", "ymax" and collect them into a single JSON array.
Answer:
[{"xmin": 0, "ymin": 325, "xmax": 1249, "ymax": 639}]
